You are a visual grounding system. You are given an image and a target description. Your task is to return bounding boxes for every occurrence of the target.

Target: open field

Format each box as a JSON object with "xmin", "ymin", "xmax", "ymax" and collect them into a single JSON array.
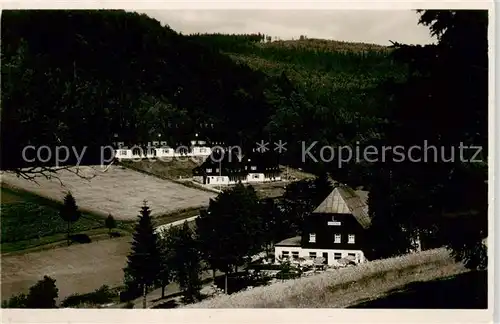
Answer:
[
  {"xmin": 183, "ymin": 248, "xmax": 470, "ymax": 308},
  {"xmin": 0, "ymin": 186, "xmax": 133, "ymax": 253},
  {"xmin": 1, "ymin": 236, "xmax": 131, "ymax": 302},
  {"xmin": 1, "ymin": 217, "xmax": 202, "ymax": 303},
  {"xmin": 1, "ymin": 166, "xmax": 216, "ymax": 220}
]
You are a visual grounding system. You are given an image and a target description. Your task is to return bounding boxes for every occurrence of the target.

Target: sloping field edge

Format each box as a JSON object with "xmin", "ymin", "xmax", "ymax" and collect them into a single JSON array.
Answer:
[{"xmin": 116, "ymin": 161, "xmax": 220, "ymax": 195}]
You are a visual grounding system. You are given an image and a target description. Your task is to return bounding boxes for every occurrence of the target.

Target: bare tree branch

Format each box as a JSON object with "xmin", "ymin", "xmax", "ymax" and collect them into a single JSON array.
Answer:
[{"xmin": 4, "ymin": 164, "xmax": 99, "ymax": 187}]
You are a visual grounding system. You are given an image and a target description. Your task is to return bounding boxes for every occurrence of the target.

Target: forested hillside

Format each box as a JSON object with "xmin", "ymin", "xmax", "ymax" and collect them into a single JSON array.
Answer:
[
  {"xmin": 1, "ymin": 10, "xmax": 277, "ymax": 169},
  {"xmin": 186, "ymin": 33, "xmax": 409, "ymax": 178},
  {"xmin": 1, "ymin": 9, "xmax": 405, "ymax": 175}
]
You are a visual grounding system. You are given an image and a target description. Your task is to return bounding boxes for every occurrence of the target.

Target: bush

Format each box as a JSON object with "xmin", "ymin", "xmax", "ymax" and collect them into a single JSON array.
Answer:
[
  {"xmin": 61, "ymin": 285, "xmax": 114, "ymax": 307},
  {"xmin": 247, "ymin": 263, "xmax": 282, "ymax": 271},
  {"xmin": 122, "ymin": 301, "xmax": 134, "ymax": 308},
  {"xmin": 276, "ymin": 270, "xmax": 301, "ymax": 280},
  {"xmin": 119, "ymin": 288, "xmax": 141, "ymax": 303},
  {"xmin": 69, "ymin": 233, "xmax": 92, "ymax": 244},
  {"xmin": 2, "ymin": 276, "xmax": 59, "ymax": 308},
  {"xmin": 25, "ymin": 275, "xmax": 59, "ymax": 308},
  {"xmin": 2, "ymin": 293, "xmax": 28, "ymax": 308}
]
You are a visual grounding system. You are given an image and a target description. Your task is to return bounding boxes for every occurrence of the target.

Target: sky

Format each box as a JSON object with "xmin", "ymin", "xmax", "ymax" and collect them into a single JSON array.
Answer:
[{"xmin": 139, "ymin": 10, "xmax": 436, "ymax": 46}]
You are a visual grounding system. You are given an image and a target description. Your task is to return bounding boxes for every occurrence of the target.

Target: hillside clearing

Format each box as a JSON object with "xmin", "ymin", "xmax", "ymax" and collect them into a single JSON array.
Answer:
[
  {"xmin": 183, "ymin": 248, "xmax": 468, "ymax": 308},
  {"xmin": 1, "ymin": 166, "xmax": 216, "ymax": 220}
]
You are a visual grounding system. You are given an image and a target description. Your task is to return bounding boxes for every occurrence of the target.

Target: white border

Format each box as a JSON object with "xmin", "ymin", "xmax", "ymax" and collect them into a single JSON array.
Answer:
[
  {"xmin": 0, "ymin": 1, "xmax": 496, "ymax": 323},
  {"xmin": 0, "ymin": 1, "xmax": 494, "ymax": 10}
]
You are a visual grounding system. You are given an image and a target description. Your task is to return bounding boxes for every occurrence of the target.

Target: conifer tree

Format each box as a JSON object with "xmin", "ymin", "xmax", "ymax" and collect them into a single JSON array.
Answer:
[
  {"xmin": 59, "ymin": 192, "xmax": 81, "ymax": 246},
  {"xmin": 105, "ymin": 214, "xmax": 117, "ymax": 237},
  {"xmin": 123, "ymin": 201, "xmax": 161, "ymax": 308}
]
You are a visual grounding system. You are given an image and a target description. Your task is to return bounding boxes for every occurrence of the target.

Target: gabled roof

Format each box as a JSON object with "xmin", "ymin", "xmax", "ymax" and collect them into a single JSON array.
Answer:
[{"xmin": 312, "ymin": 185, "xmax": 371, "ymax": 229}]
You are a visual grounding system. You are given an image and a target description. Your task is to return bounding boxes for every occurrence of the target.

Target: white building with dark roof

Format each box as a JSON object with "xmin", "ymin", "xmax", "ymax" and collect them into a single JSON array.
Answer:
[{"xmin": 274, "ymin": 185, "xmax": 372, "ymax": 266}]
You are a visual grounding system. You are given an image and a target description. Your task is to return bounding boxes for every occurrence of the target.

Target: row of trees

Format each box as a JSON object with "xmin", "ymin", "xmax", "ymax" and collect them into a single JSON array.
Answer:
[
  {"xmin": 362, "ymin": 10, "xmax": 488, "ymax": 268},
  {"xmin": 123, "ymin": 175, "xmax": 333, "ymax": 305},
  {"xmin": 123, "ymin": 202, "xmax": 203, "ymax": 305},
  {"xmin": 60, "ymin": 192, "xmax": 117, "ymax": 245}
]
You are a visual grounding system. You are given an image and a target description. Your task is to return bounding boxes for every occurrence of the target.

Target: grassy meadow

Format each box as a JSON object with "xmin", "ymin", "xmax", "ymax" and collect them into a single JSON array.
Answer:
[{"xmin": 0, "ymin": 186, "xmax": 133, "ymax": 254}]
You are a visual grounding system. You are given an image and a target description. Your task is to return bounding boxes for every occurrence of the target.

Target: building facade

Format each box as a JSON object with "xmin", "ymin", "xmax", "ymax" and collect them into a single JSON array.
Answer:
[
  {"xmin": 274, "ymin": 185, "xmax": 371, "ymax": 266},
  {"xmin": 113, "ymin": 140, "xmax": 212, "ymax": 160},
  {"xmin": 192, "ymin": 150, "xmax": 282, "ymax": 186}
]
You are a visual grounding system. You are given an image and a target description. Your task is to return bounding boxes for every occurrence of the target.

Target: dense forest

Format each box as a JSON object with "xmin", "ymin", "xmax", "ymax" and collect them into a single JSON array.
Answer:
[
  {"xmin": 1, "ymin": 9, "xmax": 488, "ymax": 267},
  {"xmin": 1, "ymin": 9, "xmax": 404, "ymax": 173}
]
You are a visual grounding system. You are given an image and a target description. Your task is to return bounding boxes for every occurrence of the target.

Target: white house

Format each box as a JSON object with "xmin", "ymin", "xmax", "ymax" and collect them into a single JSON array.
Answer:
[
  {"xmin": 274, "ymin": 186, "xmax": 371, "ymax": 267},
  {"xmin": 113, "ymin": 140, "xmax": 212, "ymax": 161}
]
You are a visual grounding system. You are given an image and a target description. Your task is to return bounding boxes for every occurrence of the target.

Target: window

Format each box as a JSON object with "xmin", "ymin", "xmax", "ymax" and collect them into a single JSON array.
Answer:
[
  {"xmin": 309, "ymin": 233, "xmax": 316, "ymax": 243},
  {"xmin": 206, "ymin": 168, "xmax": 212, "ymax": 173},
  {"xmin": 282, "ymin": 251, "xmax": 289, "ymax": 259},
  {"xmin": 120, "ymin": 150, "xmax": 127, "ymax": 155},
  {"xmin": 200, "ymin": 148, "xmax": 206, "ymax": 153},
  {"xmin": 251, "ymin": 166, "xmax": 257, "ymax": 171},
  {"xmin": 334, "ymin": 253, "xmax": 342, "ymax": 260},
  {"xmin": 309, "ymin": 252, "xmax": 317, "ymax": 258},
  {"xmin": 348, "ymin": 234, "xmax": 355, "ymax": 244},
  {"xmin": 291, "ymin": 251, "xmax": 299, "ymax": 260},
  {"xmin": 348, "ymin": 253, "xmax": 356, "ymax": 258},
  {"xmin": 215, "ymin": 168, "xmax": 219, "ymax": 173},
  {"xmin": 217, "ymin": 177, "xmax": 224, "ymax": 182},
  {"xmin": 334, "ymin": 234, "xmax": 341, "ymax": 243}
]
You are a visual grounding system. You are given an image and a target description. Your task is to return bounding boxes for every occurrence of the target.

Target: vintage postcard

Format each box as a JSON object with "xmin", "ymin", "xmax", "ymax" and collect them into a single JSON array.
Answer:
[{"xmin": 0, "ymin": 1, "xmax": 494, "ymax": 323}]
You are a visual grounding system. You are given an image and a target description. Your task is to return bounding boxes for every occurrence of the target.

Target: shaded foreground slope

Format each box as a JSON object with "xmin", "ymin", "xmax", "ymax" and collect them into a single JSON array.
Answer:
[
  {"xmin": 184, "ymin": 248, "xmax": 469, "ymax": 308},
  {"xmin": 351, "ymin": 270, "xmax": 487, "ymax": 309}
]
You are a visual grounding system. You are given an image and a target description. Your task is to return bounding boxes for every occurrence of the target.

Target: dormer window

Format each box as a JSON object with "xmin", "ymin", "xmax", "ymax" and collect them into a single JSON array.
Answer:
[
  {"xmin": 334, "ymin": 234, "xmax": 341, "ymax": 243},
  {"xmin": 251, "ymin": 166, "xmax": 257, "ymax": 171},
  {"xmin": 206, "ymin": 168, "xmax": 212, "ymax": 173},
  {"xmin": 348, "ymin": 234, "xmax": 355, "ymax": 244},
  {"xmin": 309, "ymin": 233, "xmax": 316, "ymax": 243}
]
